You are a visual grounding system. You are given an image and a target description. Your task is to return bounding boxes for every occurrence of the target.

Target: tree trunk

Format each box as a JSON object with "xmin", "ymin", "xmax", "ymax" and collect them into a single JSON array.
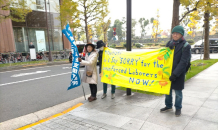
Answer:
[
  {"xmin": 85, "ymin": 19, "xmax": 89, "ymax": 43},
  {"xmin": 203, "ymin": 11, "xmax": 210, "ymax": 60},
  {"xmin": 171, "ymin": 0, "xmax": 180, "ymax": 39}
]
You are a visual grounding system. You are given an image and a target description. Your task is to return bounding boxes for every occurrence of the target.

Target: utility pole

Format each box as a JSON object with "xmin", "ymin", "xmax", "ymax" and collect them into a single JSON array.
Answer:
[
  {"xmin": 126, "ymin": 0, "xmax": 132, "ymax": 96},
  {"xmin": 45, "ymin": 0, "xmax": 52, "ymax": 61}
]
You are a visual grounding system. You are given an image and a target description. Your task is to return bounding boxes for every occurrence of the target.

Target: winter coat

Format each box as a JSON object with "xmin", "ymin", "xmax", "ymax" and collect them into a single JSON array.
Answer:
[
  {"xmin": 81, "ymin": 51, "xmax": 98, "ymax": 84},
  {"xmin": 166, "ymin": 38, "xmax": 191, "ymax": 90}
]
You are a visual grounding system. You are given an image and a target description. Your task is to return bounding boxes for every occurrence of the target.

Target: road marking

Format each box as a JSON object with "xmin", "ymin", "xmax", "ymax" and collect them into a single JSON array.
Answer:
[
  {"xmin": 0, "ymin": 64, "xmax": 70, "ymax": 74},
  {"xmin": 62, "ymin": 67, "xmax": 72, "ymax": 69},
  {"xmin": 0, "ymin": 70, "xmax": 84, "ymax": 86},
  {"xmin": 11, "ymin": 70, "xmax": 51, "ymax": 77},
  {"xmin": 16, "ymin": 103, "xmax": 83, "ymax": 130}
]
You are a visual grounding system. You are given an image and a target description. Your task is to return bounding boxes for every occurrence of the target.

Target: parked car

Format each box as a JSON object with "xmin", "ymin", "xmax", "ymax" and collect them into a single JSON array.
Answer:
[{"xmin": 191, "ymin": 38, "xmax": 218, "ymax": 54}]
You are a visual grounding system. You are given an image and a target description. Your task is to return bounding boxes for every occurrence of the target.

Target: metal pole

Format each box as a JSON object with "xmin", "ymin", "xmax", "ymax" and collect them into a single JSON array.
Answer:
[
  {"xmin": 126, "ymin": 0, "xmax": 132, "ymax": 95},
  {"xmin": 48, "ymin": 0, "xmax": 54, "ymax": 51},
  {"xmin": 45, "ymin": 0, "xmax": 52, "ymax": 61},
  {"xmin": 79, "ymin": 71, "xmax": 86, "ymax": 100}
]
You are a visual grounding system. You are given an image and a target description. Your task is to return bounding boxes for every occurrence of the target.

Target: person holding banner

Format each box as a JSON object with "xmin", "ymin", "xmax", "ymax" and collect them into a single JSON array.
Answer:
[
  {"xmin": 78, "ymin": 43, "xmax": 98, "ymax": 102},
  {"xmin": 160, "ymin": 25, "xmax": 191, "ymax": 117},
  {"xmin": 96, "ymin": 40, "xmax": 116, "ymax": 99}
]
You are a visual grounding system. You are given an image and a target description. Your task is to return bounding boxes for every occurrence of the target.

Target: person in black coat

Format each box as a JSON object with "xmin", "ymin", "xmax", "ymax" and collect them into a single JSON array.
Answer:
[
  {"xmin": 29, "ymin": 42, "xmax": 35, "ymax": 48},
  {"xmin": 96, "ymin": 40, "xmax": 116, "ymax": 99},
  {"xmin": 160, "ymin": 26, "xmax": 191, "ymax": 117}
]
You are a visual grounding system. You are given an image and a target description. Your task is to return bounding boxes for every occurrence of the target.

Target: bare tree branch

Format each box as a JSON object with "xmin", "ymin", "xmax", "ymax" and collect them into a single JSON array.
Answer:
[{"xmin": 179, "ymin": 1, "xmax": 200, "ymax": 22}]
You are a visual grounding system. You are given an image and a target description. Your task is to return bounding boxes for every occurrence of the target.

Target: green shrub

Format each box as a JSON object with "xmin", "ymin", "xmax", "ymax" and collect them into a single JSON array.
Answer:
[
  {"xmin": 187, "ymin": 39, "xmax": 195, "ymax": 45},
  {"xmin": 135, "ymin": 43, "xmax": 141, "ymax": 48},
  {"xmin": 111, "ymin": 44, "xmax": 116, "ymax": 48}
]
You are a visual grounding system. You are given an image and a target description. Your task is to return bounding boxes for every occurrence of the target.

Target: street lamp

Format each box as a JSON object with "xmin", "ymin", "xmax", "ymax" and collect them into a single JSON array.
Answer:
[
  {"xmin": 126, "ymin": 0, "xmax": 132, "ymax": 95},
  {"xmin": 44, "ymin": 0, "xmax": 52, "ymax": 61}
]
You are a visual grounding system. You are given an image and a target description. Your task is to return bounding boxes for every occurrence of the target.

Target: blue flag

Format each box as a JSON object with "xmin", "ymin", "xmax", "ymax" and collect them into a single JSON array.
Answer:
[{"xmin": 62, "ymin": 24, "xmax": 81, "ymax": 90}]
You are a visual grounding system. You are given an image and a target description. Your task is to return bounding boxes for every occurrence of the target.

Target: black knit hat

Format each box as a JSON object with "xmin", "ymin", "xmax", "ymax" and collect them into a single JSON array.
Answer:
[
  {"xmin": 85, "ymin": 43, "xmax": 95, "ymax": 51},
  {"xmin": 96, "ymin": 40, "xmax": 105, "ymax": 49}
]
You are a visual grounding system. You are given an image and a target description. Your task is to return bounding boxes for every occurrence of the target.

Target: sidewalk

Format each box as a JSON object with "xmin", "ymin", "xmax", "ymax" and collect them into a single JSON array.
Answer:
[{"xmin": 11, "ymin": 62, "xmax": 218, "ymax": 130}]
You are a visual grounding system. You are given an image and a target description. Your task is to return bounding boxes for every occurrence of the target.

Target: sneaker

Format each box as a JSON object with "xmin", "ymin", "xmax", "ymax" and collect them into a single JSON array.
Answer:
[
  {"xmin": 160, "ymin": 107, "xmax": 172, "ymax": 112},
  {"xmin": 175, "ymin": 109, "xmax": 181, "ymax": 117},
  {"xmin": 111, "ymin": 93, "xmax": 115, "ymax": 99},
  {"xmin": 101, "ymin": 94, "xmax": 107, "ymax": 99}
]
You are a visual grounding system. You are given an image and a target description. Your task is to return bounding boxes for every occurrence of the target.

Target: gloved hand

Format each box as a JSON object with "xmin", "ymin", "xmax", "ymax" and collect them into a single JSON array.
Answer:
[
  {"xmin": 78, "ymin": 58, "xmax": 82, "ymax": 62},
  {"xmin": 169, "ymin": 74, "xmax": 177, "ymax": 81},
  {"xmin": 169, "ymin": 43, "xmax": 175, "ymax": 50}
]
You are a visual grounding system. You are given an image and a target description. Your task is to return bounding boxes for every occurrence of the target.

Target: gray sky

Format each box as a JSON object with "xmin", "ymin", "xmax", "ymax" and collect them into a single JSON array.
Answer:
[{"xmin": 108, "ymin": 0, "xmax": 174, "ymax": 36}]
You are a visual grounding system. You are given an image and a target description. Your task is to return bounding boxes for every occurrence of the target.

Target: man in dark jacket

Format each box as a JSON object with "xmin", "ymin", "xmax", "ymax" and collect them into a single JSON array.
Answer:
[
  {"xmin": 160, "ymin": 25, "xmax": 191, "ymax": 117},
  {"xmin": 96, "ymin": 40, "xmax": 116, "ymax": 99}
]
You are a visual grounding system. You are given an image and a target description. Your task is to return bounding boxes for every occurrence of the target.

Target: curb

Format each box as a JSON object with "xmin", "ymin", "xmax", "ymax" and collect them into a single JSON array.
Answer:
[
  {"xmin": 0, "ymin": 90, "xmax": 104, "ymax": 130},
  {"xmin": 0, "ymin": 96, "xmax": 85, "ymax": 130},
  {"xmin": 0, "ymin": 61, "xmax": 69, "ymax": 72}
]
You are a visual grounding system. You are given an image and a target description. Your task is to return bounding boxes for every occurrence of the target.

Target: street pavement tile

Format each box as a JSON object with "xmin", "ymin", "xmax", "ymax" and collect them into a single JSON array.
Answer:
[
  {"xmin": 103, "ymin": 103, "xmax": 147, "ymax": 118},
  {"xmin": 194, "ymin": 107, "xmax": 218, "ymax": 123},
  {"xmin": 208, "ymin": 93, "xmax": 218, "ymax": 100},
  {"xmin": 131, "ymin": 107, "xmax": 153, "ymax": 121},
  {"xmin": 185, "ymin": 80, "xmax": 218, "ymax": 88},
  {"xmin": 180, "ymin": 104, "xmax": 200, "ymax": 117},
  {"xmin": 69, "ymin": 108, "xmax": 100, "ymax": 119},
  {"xmin": 202, "ymin": 98, "xmax": 218, "ymax": 110},
  {"xmin": 130, "ymin": 98, "xmax": 161, "ymax": 108},
  {"xmin": 82, "ymin": 119, "xmax": 106, "ymax": 127},
  {"xmin": 183, "ymin": 90, "xmax": 211, "ymax": 99},
  {"xmin": 140, "ymin": 121, "xmax": 170, "ymax": 130},
  {"xmin": 42, "ymin": 122, "xmax": 62, "ymax": 129},
  {"xmin": 147, "ymin": 109, "xmax": 192, "ymax": 130},
  {"xmin": 213, "ymin": 88, "xmax": 218, "ymax": 94},
  {"xmin": 184, "ymin": 85, "xmax": 215, "ymax": 93},
  {"xmin": 102, "ymin": 125, "xmax": 125, "ymax": 130},
  {"xmin": 76, "ymin": 126, "xmax": 90, "ymax": 130},
  {"xmin": 182, "ymin": 96, "xmax": 206, "ymax": 107},
  {"xmin": 61, "ymin": 114, "xmax": 78, "ymax": 122},
  {"xmin": 184, "ymin": 118, "xmax": 218, "ymax": 130},
  {"xmin": 63, "ymin": 123, "xmax": 81, "ymax": 129},
  {"xmin": 89, "ymin": 111, "xmax": 131, "ymax": 127},
  {"xmin": 25, "ymin": 128, "xmax": 34, "ymax": 130},
  {"xmin": 121, "ymin": 119, "xmax": 144, "ymax": 130}
]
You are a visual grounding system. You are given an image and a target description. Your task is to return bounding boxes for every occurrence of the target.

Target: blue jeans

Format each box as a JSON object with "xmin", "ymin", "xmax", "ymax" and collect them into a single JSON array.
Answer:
[{"xmin": 165, "ymin": 89, "xmax": 183, "ymax": 110}]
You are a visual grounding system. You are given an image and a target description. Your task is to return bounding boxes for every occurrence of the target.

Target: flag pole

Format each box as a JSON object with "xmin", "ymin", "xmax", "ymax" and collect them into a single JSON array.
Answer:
[{"xmin": 79, "ymin": 71, "xmax": 86, "ymax": 100}]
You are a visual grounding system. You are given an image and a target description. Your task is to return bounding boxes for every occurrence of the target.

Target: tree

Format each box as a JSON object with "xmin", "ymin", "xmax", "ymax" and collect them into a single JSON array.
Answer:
[
  {"xmin": 187, "ymin": 11, "xmax": 200, "ymax": 38},
  {"xmin": 113, "ymin": 19, "xmax": 123, "ymax": 41},
  {"xmin": 138, "ymin": 18, "xmax": 149, "ymax": 38},
  {"xmin": 97, "ymin": 3, "xmax": 110, "ymax": 44},
  {"xmin": 152, "ymin": 9, "xmax": 163, "ymax": 43},
  {"xmin": 171, "ymin": 0, "xmax": 200, "ymax": 37},
  {"xmin": 79, "ymin": 0, "xmax": 108, "ymax": 43},
  {"xmin": 57, "ymin": 0, "xmax": 81, "ymax": 35},
  {"xmin": 211, "ymin": 18, "xmax": 218, "ymax": 34},
  {"xmin": 197, "ymin": 0, "xmax": 218, "ymax": 60},
  {"xmin": 0, "ymin": 0, "xmax": 32, "ymax": 23},
  {"xmin": 131, "ymin": 19, "xmax": 137, "ymax": 38}
]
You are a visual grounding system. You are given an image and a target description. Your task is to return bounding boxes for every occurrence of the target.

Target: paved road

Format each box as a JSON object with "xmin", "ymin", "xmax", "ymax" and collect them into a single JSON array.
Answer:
[
  {"xmin": 0, "ymin": 49, "xmax": 218, "ymax": 123},
  {"xmin": 0, "ymin": 64, "xmax": 103, "ymax": 122}
]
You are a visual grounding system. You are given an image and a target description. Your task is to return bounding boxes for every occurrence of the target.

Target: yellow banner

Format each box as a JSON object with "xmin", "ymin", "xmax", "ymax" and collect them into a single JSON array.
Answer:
[{"xmin": 101, "ymin": 48, "xmax": 174, "ymax": 95}]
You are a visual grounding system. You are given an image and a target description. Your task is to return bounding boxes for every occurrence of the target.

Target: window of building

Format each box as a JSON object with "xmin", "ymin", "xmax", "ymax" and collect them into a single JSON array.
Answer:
[{"xmin": 36, "ymin": 0, "xmax": 45, "ymax": 10}]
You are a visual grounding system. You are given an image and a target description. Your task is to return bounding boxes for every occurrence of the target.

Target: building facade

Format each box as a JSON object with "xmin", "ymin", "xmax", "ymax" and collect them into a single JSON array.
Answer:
[{"xmin": 0, "ymin": 0, "xmax": 70, "ymax": 53}]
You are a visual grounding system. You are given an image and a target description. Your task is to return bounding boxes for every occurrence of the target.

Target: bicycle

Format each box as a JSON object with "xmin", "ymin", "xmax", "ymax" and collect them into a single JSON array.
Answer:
[{"xmin": 0, "ymin": 53, "xmax": 7, "ymax": 64}]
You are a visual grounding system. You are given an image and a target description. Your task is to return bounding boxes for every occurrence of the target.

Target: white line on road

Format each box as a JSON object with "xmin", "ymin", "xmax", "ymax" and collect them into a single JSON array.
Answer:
[
  {"xmin": 11, "ymin": 70, "xmax": 51, "ymax": 77},
  {"xmin": 0, "ymin": 70, "xmax": 84, "ymax": 87},
  {"xmin": 0, "ymin": 64, "xmax": 70, "ymax": 74}
]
